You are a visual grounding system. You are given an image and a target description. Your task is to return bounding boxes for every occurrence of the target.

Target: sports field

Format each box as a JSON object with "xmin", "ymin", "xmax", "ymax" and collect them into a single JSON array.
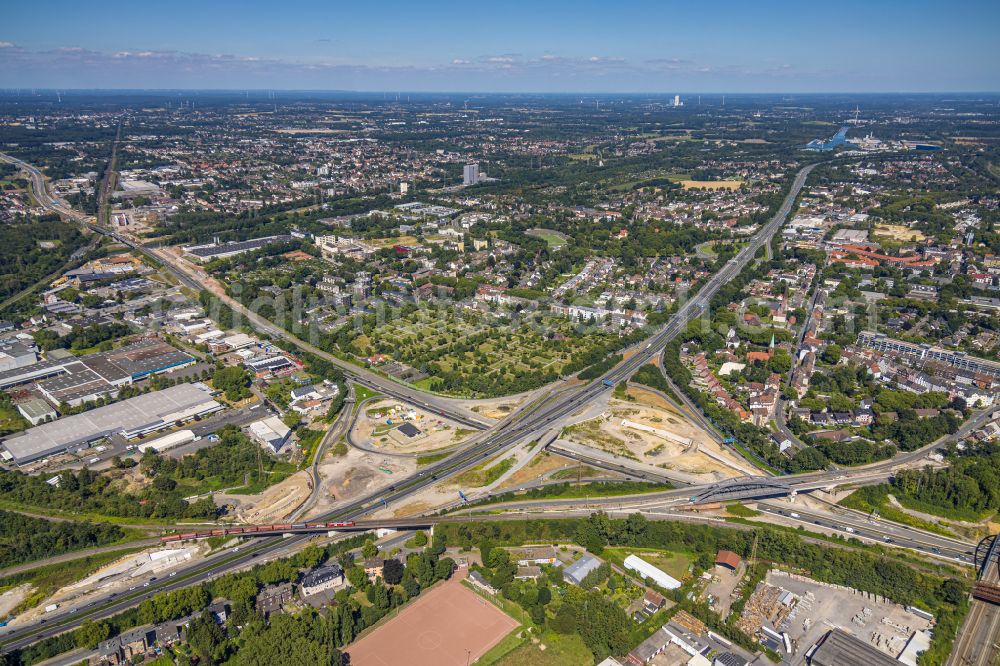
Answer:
[
  {"xmin": 347, "ymin": 570, "xmax": 519, "ymax": 665},
  {"xmin": 680, "ymin": 179, "xmax": 743, "ymax": 190}
]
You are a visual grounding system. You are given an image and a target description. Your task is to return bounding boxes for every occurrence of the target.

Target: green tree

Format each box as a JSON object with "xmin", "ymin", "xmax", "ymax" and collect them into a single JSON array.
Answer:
[{"xmin": 212, "ymin": 366, "xmax": 253, "ymax": 401}]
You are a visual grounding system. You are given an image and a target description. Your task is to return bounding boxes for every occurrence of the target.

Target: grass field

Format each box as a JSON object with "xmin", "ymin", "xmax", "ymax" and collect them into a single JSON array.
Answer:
[
  {"xmin": 453, "ymin": 455, "xmax": 515, "ymax": 487},
  {"xmin": 487, "ymin": 629, "xmax": 594, "ymax": 666},
  {"xmin": 0, "ymin": 404, "xmax": 27, "ymax": 437},
  {"xmin": 416, "ymin": 450, "xmax": 453, "ymax": 466},
  {"xmin": 525, "ymin": 229, "xmax": 569, "ymax": 248},
  {"xmin": 604, "ymin": 546, "xmax": 693, "ymax": 581}
]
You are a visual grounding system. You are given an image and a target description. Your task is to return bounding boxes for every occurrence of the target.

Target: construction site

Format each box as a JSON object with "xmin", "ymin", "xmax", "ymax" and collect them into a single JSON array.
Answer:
[
  {"xmin": 559, "ymin": 386, "xmax": 756, "ymax": 483},
  {"xmin": 350, "ymin": 398, "xmax": 478, "ymax": 455}
]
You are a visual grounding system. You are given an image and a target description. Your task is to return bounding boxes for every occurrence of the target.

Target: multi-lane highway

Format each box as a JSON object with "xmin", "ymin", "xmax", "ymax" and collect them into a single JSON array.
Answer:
[
  {"xmin": 2, "ymin": 153, "xmax": 993, "ymax": 659},
  {"xmin": 0, "ymin": 150, "xmax": 492, "ymax": 432},
  {"xmin": 0, "ymin": 159, "xmax": 822, "ymax": 653},
  {"xmin": 755, "ymin": 503, "xmax": 974, "ymax": 563}
]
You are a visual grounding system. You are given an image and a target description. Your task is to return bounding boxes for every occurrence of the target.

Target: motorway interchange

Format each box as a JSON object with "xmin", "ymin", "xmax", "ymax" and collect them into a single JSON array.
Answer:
[{"xmin": 0, "ymin": 157, "xmax": 986, "ymax": 654}]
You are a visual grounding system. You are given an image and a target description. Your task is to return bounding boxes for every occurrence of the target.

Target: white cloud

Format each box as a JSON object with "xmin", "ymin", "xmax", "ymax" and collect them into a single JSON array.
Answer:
[{"xmin": 0, "ymin": 41, "xmax": 15, "ymax": 49}]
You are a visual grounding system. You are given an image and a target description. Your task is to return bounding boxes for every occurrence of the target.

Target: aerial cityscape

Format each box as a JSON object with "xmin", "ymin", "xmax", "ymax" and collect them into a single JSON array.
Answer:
[{"xmin": 0, "ymin": 1, "xmax": 998, "ymax": 665}]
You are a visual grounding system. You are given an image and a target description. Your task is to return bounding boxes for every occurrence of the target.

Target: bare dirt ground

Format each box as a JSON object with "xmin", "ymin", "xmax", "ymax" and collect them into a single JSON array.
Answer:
[
  {"xmin": 346, "ymin": 569, "xmax": 518, "ymax": 666},
  {"xmin": 467, "ymin": 389, "xmax": 538, "ymax": 420},
  {"xmin": 562, "ymin": 387, "xmax": 749, "ymax": 480},
  {"xmin": 0, "ymin": 585, "xmax": 31, "ymax": 618},
  {"xmin": 217, "ymin": 471, "xmax": 313, "ymax": 524},
  {"xmin": 351, "ymin": 398, "xmax": 477, "ymax": 455},
  {"xmin": 308, "ymin": 447, "xmax": 416, "ymax": 518},
  {"xmin": 873, "ymin": 224, "xmax": 926, "ymax": 242},
  {"xmin": 496, "ymin": 451, "xmax": 581, "ymax": 490},
  {"xmin": 680, "ymin": 179, "xmax": 743, "ymax": 190}
]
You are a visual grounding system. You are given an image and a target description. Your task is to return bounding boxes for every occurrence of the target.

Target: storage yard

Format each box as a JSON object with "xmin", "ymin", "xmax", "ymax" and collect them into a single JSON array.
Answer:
[{"xmin": 737, "ymin": 570, "xmax": 934, "ymax": 664}]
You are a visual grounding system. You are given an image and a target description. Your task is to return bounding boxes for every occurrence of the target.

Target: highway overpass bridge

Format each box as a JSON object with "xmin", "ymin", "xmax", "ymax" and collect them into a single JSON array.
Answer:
[{"xmin": 689, "ymin": 477, "xmax": 794, "ymax": 504}]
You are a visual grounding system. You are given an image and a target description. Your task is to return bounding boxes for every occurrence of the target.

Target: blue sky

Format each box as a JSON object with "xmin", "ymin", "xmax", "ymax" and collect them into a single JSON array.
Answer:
[{"xmin": 1, "ymin": 0, "xmax": 997, "ymax": 92}]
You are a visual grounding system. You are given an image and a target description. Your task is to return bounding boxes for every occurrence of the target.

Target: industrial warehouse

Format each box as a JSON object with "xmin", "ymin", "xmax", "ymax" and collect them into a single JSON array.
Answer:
[
  {"xmin": 0, "ymin": 383, "xmax": 223, "ymax": 465},
  {"xmin": 0, "ymin": 338, "xmax": 195, "ymax": 406}
]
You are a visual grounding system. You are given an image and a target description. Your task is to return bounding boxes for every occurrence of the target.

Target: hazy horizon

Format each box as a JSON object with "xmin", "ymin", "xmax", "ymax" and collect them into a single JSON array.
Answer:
[{"xmin": 2, "ymin": 0, "xmax": 998, "ymax": 93}]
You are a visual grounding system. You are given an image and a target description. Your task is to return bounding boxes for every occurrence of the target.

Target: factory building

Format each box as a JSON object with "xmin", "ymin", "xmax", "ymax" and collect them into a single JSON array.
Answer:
[{"xmin": 1, "ymin": 383, "xmax": 222, "ymax": 465}]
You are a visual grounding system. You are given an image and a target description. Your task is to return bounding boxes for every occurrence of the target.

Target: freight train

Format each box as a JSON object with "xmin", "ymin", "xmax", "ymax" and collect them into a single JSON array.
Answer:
[{"xmin": 160, "ymin": 521, "xmax": 356, "ymax": 542}]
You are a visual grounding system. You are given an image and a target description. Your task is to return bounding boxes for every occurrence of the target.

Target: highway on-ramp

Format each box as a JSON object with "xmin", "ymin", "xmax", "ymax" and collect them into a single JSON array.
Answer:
[{"xmin": 0, "ymin": 161, "xmax": 821, "ymax": 653}]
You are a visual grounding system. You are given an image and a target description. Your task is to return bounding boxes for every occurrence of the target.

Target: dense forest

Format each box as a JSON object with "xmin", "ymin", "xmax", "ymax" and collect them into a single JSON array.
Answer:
[
  {"xmin": 0, "ymin": 220, "xmax": 88, "ymax": 302},
  {"xmin": 0, "ymin": 465, "xmax": 216, "ymax": 521},
  {"xmin": 0, "ymin": 510, "xmax": 125, "ymax": 568},
  {"xmin": 889, "ymin": 444, "xmax": 1000, "ymax": 520}
]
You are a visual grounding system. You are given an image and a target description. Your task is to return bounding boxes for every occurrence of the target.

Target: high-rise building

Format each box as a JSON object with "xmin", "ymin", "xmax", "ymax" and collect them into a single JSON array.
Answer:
[
  {"xmin": 673, "ymin": 95, "xmax": 682, "ymax": 107},
  {"xmin": 352, "ymin": 271, "xmax": 372, "ymax": 301},
  {"xmin": 463, "ymin": 163, "xmax": 480, "ymax": 186},
  {"xmin": 400, "ymin": 182, "xmax": 409, "ymax": 194}
]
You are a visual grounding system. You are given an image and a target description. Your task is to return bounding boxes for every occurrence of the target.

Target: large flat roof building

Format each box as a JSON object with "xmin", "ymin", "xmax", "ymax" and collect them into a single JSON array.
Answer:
[
  {"xmin": 808, "ymin": 629, "xmax": 899, "ymax": 666},
  {"xmin": 183, "ymin": 235, "xmax": 293, "ymax": 262},
  {"xmin": 0, "ymin": 338, "xmax": 195, "ymax": 406},
  {"xmin": 1, "ymin": 383, "xmax": 222, "ymax": 465},
  {"xmin": 0, "ymin": 337, "xmax": 38, "ymax": 373},
  {"xmin": 624, "ymin": 554, "xmax": 682, "ymax": 590},
  {"xmin": 857, "ymin": 331, "xmax": 1000, "ymax": 378}
]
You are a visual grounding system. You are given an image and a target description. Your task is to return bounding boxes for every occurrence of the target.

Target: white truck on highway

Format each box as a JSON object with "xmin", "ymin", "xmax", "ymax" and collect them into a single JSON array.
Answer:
[{"xmin": 45, "ymin": 604, "xmax": 59, "ymax": 613}]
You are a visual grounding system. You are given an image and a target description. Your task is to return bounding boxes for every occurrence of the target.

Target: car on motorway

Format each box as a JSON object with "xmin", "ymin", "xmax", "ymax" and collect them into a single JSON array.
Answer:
[{"xmin": 170, "ymin": 572, "xmax": 177, "ymax": 577}]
